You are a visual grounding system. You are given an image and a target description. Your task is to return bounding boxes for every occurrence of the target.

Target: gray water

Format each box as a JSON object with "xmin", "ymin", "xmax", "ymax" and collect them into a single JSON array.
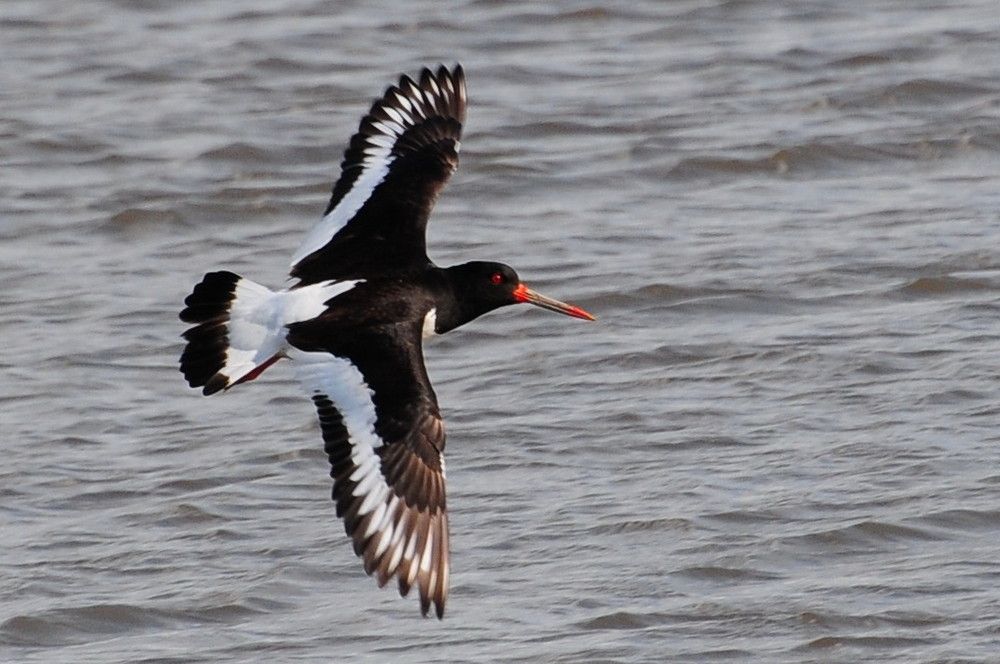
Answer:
[{"xmin": 4, "ymin": 1, "xmax": 1000, "ymax": 662}]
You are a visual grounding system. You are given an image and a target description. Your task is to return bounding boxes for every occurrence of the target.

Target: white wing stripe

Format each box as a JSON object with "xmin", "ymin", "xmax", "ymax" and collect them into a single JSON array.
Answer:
[
  {"xmin": 369, "ymin": 495, "xmax": 399, "ymax": 547},
  {"xmin": 348, "ymin": 453, "xmax": 378, "ymax": 484},
  {"xmin": 392, "ymin": 92, "xmax": 413, "ymax": 113},
  {"xmin": 419, "ymin": 535, "xmax": 434, "ymax": 573},
  {"xmin": 291, "ymin": 350, "xmax": 407, "ymax": 541},
  {"xmin": 371, "ymin": 120, "xmax": 405, "ymax": 137},
  {"xmin": 354, "ymin": 472, "xmax": 386, "ymax": 510},
  {"xmin": 424, "ymin": 77, "xmax": 441, "ymax": 99},
  {"xmin": 290, "ymin": 159, "xmax": 393, "ymax": 265},
  {"xmin": 364, "ymin": 500, "xmax": 389, "ymax": 540},
  {"xmin": 403, "ymin": 83, "xmax": 426, "ymax": 117},
  {"xmin": 402, "ymin": 530, "xmax": 419, "ymax": 566},
  {"xmin": 359, "ymin": 486, "xmax": 390, "ymax": 520},
  {"xmin": 366, "ymin": 135, "xmax": 398, "ymax": 150},
  {"xmin": 372, "ymin": 521, "xmax": 394, "ymax": 558},
  {"xmin": 384, "ymin": 515, "xmax": 408, "ymax": 574},
  {"xmin": 383, "ymin": 106, "xmax": 409, "ymax": 125},
  {"xmin": 293, "ymin": 350, "xmax": 382, "ymax": 451}
]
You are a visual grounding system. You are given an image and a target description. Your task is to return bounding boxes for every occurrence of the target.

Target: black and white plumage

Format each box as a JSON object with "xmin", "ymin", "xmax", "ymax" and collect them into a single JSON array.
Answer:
[{"xmin": 179, "ymin": 65, "xmax": 593, "ymax": 619}]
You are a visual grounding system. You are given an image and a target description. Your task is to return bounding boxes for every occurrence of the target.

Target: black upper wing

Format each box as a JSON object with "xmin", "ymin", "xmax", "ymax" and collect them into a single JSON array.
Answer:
[
  {"xmin": 289, "ymin": 318, "xmax": 450, "ymax": 618},
  {"xmin": 290, "ymin": 65, "xmax": 466, "ymax": 285}
]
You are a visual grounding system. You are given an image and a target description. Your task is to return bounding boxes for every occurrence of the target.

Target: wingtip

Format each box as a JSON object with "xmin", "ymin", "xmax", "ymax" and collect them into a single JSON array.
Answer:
[
  {"xmin": 418, "ymin": 594, "xmax": 446, "ymax": 620},
  {"xmin": 413, "ymin": 63, "xmax": 467, "ymax": 124}
]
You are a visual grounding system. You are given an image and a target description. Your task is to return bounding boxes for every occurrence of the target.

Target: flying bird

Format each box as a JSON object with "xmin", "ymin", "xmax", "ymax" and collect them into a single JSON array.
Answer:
[{"xmin": 179, "ymin": 65, "xmax": 593, "ymax": 618}]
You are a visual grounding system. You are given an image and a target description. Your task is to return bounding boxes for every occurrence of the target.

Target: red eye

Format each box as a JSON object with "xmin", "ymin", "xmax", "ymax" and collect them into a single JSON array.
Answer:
[{"xmin": 490, "ymin": 272, "xmax": 504, "ymax": 285}]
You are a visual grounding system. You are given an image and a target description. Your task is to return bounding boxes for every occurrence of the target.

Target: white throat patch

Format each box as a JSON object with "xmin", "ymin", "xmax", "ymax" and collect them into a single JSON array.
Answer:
[{"xmin": 422, "ymin": 308, "xmax": 438, "ymax": 340}]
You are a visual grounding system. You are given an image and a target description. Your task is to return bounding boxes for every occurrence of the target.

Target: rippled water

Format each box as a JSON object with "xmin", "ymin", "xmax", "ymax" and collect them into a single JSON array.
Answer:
[{"xmin": 4, "ymin": 1, "xmax": 1000, "ymax": 662}]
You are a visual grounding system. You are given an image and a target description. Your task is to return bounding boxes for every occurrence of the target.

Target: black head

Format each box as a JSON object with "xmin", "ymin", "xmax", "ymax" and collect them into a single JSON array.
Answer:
[{"xmin": 436, "ymin": 261, "xmax": 593, "ymax": 333}]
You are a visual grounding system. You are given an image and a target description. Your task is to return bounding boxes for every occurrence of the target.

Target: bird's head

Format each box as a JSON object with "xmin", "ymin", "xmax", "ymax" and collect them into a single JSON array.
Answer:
[{"xmin": 438, "ymin": 261, "xmax": 594, "ymax": 333}]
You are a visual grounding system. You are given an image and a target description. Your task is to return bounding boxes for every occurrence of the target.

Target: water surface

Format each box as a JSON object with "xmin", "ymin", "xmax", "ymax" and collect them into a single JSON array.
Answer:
[{"xmin": 3, "ymin": 1, "xmax": 1000, "ymax": 662}]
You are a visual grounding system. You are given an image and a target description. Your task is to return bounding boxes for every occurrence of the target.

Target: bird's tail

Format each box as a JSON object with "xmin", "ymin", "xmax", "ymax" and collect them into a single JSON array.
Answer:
[{"xmin": 179, "ymin": 271, "xmax": 285, "ymax": 395}]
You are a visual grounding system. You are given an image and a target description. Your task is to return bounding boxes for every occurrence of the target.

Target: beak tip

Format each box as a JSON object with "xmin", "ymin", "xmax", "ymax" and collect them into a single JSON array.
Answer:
[{"xmin": 517, "ymin": 285, "xmax": 594, "ymax": 321}]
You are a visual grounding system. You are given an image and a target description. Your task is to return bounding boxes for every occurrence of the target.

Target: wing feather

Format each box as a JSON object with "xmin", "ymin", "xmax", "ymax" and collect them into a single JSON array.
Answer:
[
  {"xmin": 291, "ymin": 65, "xmax": 466, "ymax": 284},
  {"xmin": 293, "ymin": 342, "xmax": 450, "ymax": 618}
]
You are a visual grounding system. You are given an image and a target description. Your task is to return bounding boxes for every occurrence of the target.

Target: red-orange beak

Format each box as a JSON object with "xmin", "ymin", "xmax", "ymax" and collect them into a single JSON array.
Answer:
[{"xmin": 513, "ymin": 283, "xmax": 595, "ymax": 321}]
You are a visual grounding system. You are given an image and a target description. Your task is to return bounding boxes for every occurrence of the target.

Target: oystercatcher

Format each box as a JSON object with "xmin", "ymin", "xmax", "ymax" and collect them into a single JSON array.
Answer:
[{"xmin": 179, "ymin": 65, "xmax": 593, "ymax": 619}]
